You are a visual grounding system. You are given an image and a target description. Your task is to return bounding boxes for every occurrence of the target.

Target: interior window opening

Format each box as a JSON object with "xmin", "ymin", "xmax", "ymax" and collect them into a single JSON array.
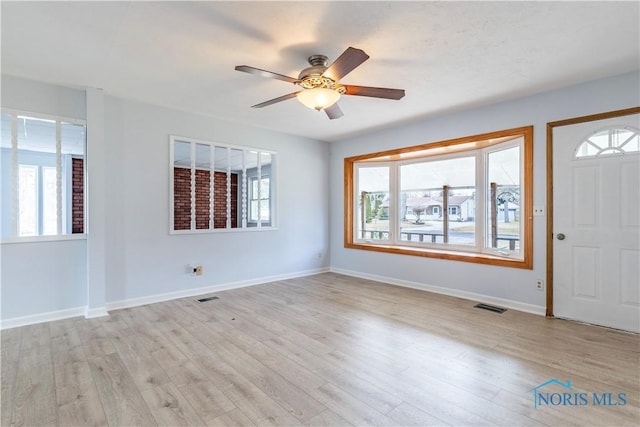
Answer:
[
  {"xmin": 1, "ymin": 110, "xmax": 86, "ymax": 240},
  {"xmin": 170, "ymin": 136, "xmax": 276, "ymax": 234}
]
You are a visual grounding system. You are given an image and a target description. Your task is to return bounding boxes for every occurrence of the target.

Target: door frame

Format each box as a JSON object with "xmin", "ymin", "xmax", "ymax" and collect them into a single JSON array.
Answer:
[{"xmin": 545, "ymin": 106, "xmax": 640, "ymax": 317}]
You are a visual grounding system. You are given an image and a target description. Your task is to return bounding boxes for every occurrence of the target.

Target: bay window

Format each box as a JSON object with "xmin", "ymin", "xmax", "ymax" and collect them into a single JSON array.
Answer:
[{"xmin": 345, "ymin": 126, "xmax": 533, "ymax": 269}]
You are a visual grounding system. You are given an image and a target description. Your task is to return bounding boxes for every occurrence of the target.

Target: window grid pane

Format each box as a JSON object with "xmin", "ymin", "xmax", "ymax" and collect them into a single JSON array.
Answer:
[
  {"xmin": 18, "ymin": 165, "xmax": 38, "ymax": 236},
  {"xmin": 42, "ymin": 166, "xmax": 57, "ymax": 235},
  {"xmin": 2, "ymin": 111, "xmax": 86, "ymax": 239},
  {"xmin": 170, "ymin": 136, "xmax": 276, "ymax": 233},
  {"xmin": 400, "ymin": 157, "xmax": 476, "ymax": 247},
  {"xmin": 486, "ymin": 145, "xmax": 521, "ymax": 254},
  {"xmin": 195, "ymin": 143, "xmax": 211, "ymax": 230},
  {"xmin": 356, "ymin": 166, "xmax": 390, "ymax": 241},
  {"xmin": 575, "ymin": 127, "xmax": 640, "ymax": 158},
  {"xmin": 346, "ymin": 127, "xmax": 531, "ymax": 267}
]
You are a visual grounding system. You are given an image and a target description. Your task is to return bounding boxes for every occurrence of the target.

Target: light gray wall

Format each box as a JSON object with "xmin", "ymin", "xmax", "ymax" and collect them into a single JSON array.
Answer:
[
  {"xmin": 1, "ymin": 74, "xmax": 86, "ymax": 119},
  {"xmin": 1, "ymin": 75, "xmax": 330, "ymax": 321},
  {"xmin": 329, "ymin": 71, "xmax": 640, "ymax": 311},
  {"xmin": 102, "ymin": 96, "xmax": 330, "ymax": 303},
  {"xmin": 3, "ymin": 71, "xmax": 637, "ymax": 322},
  {"xmin": 1, "ymin": 240, "xmax": 87, "ymax": 319},
  {"xmin": 1, "ymin": 75, "xmax": 88, "ymax": 319}
]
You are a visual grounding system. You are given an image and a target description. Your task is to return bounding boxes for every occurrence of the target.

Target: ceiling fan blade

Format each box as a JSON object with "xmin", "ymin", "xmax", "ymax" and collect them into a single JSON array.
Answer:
[
  {"xmin": 251, "ymin": 92, "xmax": 299, "ymax": 108},
  {"xmin": 322, "ymin": 47, "xmax": 369, "ymax": 82},
  {"xmin": 343, "ymin": 85, "xmax": 405, "ymax": 100},
  {"xmin": 235, "ymin": 65, "xmax": 300, "ymax": 84},
  {"xmin": 324, "ymin": 103, "xmax": 344, "ymax": 120}
]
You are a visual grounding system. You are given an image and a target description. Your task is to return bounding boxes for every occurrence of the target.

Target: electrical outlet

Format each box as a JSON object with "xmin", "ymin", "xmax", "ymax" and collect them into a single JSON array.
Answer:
[
  {"xmin": 192, "ymin": 265, "xmax": 203, "ymax": 276},
  {"xmin": 533, "ymin": 206, "xmax": 545, "ymax": 216},
  {"xmin": 536, "ymin": 279, "xmax": 544, "ymax": 291}
]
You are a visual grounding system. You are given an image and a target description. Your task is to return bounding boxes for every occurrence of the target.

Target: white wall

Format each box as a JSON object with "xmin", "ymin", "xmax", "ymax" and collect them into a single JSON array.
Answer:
[
  {"xmin": 329, "ymin": 71, "xmax": 640, "ymax": 313},
  {"xmin": 3, "ymin": 71, "xmax": 637, "ymax": 324},
  {"xmin": 1, "ymin": 74, "xmax": 86, "ymax": 119},
  {"xmin": 102, "ymin": 96, "xmax": 330, "ymax": 304},
  {"xmin": 1, "ymin": 240, "xmax": 87, "ymax": 319},
  {"xmin": 1, "ymin": 75, "xmax": 88, "ymax": 321},
  {"xmin": 1, "ymin": 75, "xmax": 330, "ymax": 324}
]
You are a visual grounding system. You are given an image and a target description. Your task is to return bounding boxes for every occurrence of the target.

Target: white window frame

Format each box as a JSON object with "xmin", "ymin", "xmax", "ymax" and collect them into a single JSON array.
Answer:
[
  {"xmin": 249, "ymin": 176, "xmax": 271, "ymax": 223},
  {"xmin": 169, "ymin": 135, "xmax": 277, "ymax": 234},
  {"xmin": 354, "ymin": 162, "xmax": 393, "ymax": 242},
  {"xmin": 1, "ymin": 109, "xmax": 86, "ymax": 244},
  {"xmin": 17, "ymin": 164, "xmax": 39, "ymax": 237},
  {"xmin": 354, "ymin": 145, "xmax": 524, "ymax": 258},
  {"xmin": 574, "ymin": 126, "xmax": 640, "ymax": 159}
]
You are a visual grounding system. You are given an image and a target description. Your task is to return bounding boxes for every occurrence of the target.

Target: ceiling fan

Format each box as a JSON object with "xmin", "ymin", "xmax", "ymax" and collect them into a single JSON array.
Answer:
[{"xmin": 235, "ymin": 47, "xmax": 405, "ymax": 120}]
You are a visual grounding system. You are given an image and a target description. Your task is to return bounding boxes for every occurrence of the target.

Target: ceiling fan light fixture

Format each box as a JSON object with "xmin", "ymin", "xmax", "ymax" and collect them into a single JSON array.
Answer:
[
  {"xmin": 236, "ymin": 47, "xmax": 404, "ymax": 118},
  {"xmin": 296, "ymin": 88, "xmax": 340, "ymax": 111}
]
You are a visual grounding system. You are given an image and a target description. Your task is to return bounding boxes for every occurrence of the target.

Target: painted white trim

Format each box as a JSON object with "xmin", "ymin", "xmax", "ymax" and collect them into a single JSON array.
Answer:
[
  {"xmin": 85, "ymin": 307, "xmax": 109, "ymax": 319},
  {"xmin": 2, "ymin": 107, "xmax": 86, "ymax": 126},
  {"xmin": 11, "ymin": 113, "xmax": 18, "ymax": 236},
  {"xmin": 330, "ymin": 267, "xmax": 546, "ymax": 316},
  {"xmin": 169, "ymin": 226, "xmax": 279, "ymax": 235},
  {"xmin": 169, "ymin": 134, "xmax": 277, "ymax": 156},
  {"xmin": 0, "ymin": 306, "xmax": 85, "ymax": 330},
  {"xmin": 0, "ymin": 268, "xmax": 329, "ymax": 329},
  {"xmin": 1, "ymin": 233, "xmax": 86, "ymax": 244},
  {"xmin": 106, "ymin": 267, "xmax": 330, "ymax": 311},
  {"xmin": 86, "ymin": 87, "xmax": 107, "ymax": 313},
  {"xmin": 169, "ymin": 135, "xmax": 278, "ymax": 234},
  {"xmin": 0, "ymin": 267, "xmax": 541, "ymax": 329}
]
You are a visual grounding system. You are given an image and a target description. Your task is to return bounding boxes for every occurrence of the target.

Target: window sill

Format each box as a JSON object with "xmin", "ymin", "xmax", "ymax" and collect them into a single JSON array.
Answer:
[
  {"xmin": 170, "ymin": 226, "xmax": 278, "ymax": 235},
  {"xmin": 345, "ymin": 242, "xmax": 532, "ymax": 269},
  {"xmin": 1, "ymin": 234, "xmax": 87, "ymax": 245}
]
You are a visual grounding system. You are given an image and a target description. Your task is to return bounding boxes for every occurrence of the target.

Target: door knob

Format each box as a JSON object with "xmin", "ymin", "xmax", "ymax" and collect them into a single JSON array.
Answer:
[{"xmin": 556, "ymin": 233, "xmax": 566, "ymax": 240}]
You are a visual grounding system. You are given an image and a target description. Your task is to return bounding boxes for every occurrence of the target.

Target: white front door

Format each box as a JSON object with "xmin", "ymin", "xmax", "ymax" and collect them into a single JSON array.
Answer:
[{"xmin": 553, "ymin": 114, "xmax": 640, "ymax": 332}]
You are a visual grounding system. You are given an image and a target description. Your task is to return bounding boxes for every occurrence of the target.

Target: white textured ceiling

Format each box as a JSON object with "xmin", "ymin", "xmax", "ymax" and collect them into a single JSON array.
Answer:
[{"xmin": 2, "ymin": 1, "xmax": 639, "ymax": 142}]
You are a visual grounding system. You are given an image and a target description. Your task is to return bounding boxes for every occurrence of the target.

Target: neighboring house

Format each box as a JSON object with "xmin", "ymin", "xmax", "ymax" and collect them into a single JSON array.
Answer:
[{"xmin": 405, "ymin": 196, "xmax": 476, "ymax": 222}]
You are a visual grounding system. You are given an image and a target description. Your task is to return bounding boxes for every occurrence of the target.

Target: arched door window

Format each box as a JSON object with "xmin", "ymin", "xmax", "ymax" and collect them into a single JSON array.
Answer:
[{"xmin": 574, "ymin": 126, "xmax": 639, "ymax": 159}]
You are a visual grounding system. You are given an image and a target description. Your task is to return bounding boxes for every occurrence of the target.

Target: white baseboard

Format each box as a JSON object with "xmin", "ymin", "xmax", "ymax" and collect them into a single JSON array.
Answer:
[
  {"xmin": 1, "ymin": 268, "xmax": 330, "ymax": 329},
  {"xmin": 106, "ymin": 267, "xmax": 330, "ymax": 312},
  {"xmin": 0, "ymin": 306, "xmax": 86, "ymax": 330},
  {"xmin": 0, "ymin": 266, "xmax": 544, "ymax": 329},
  {"xmin": 330, "ymin": 267, "xmax": 546, "ymax": 316},
  {"xmin": 85, "ymin": 307, "xmax": 109, "ymax": 319}
]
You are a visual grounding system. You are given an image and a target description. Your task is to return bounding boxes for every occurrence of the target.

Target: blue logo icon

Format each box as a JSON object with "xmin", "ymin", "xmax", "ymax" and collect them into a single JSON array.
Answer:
[{"xmin": 529, "ymin": 378, "xmax": 626, "ymax": 409}]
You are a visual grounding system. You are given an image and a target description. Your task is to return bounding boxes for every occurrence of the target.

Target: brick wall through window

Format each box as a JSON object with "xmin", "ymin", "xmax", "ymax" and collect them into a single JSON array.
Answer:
[
  {"xmin": 72, "ymin": 158, "xmax": 84, "ymax": 233},
  {"xmin": 174, "ymin": 167, "xmax": 238, "ymax": 230},
  {"xmin": 174, "ymin": 168, "xmax": 191, "ymax": 230}
]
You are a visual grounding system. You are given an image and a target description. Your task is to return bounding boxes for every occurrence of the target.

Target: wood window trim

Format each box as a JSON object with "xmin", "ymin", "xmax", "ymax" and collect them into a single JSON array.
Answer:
[{"xmin": 344, "ymin": 126, "xmax": 534, "ymax": 269}]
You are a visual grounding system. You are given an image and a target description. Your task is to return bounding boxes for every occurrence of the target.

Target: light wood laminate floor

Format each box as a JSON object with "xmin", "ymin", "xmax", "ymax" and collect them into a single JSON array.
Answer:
[{"xmin": 1, "ymin": 273, "xmax": 639, "ymax": 426}]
